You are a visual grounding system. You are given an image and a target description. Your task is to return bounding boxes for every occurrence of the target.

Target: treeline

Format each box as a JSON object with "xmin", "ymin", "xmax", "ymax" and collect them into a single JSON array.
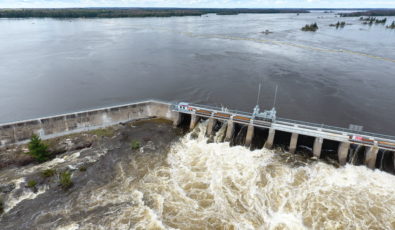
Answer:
[
  {"xmin": 340, "ymin": 9, "xmax": 395, "ymax": 17},
  {"xmin": 0, "ymin": 8, "xmax": 309, "ymax": 18},
  {"xmin": 330, "ymin": 21, "xmax": 346, "ymax": 28},
  {"xmin": 301, "ymin": 23, "xmax": 318, "ymax": 32}
]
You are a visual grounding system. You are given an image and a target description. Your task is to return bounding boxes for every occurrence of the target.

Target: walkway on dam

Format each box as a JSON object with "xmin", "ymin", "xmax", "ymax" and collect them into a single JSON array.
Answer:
[{"xmin": 172, "ymin": 102, "xmax": 395, "ymax": 171}]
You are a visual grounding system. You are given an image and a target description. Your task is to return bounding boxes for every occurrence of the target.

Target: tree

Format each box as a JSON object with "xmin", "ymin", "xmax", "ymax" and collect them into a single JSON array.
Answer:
[{"xmin": 27, "ymin": 134, "xmax": 51, "ymax": 162}]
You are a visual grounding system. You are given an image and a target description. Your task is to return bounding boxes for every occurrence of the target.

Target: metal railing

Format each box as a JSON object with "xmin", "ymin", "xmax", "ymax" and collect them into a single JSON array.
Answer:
[
  {"xmin": 172, "ymin": 101, "xmax": 395, "ymax": 142},
  {"xmin": 276, "ymin": 117, "xmax": 395, "ymax": 141}
]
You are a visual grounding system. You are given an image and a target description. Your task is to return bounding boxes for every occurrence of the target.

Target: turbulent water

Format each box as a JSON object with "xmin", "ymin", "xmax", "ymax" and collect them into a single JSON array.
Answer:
[{"xmin": 2, "ymin": 122, "xmax": 393, "ymax": 229}]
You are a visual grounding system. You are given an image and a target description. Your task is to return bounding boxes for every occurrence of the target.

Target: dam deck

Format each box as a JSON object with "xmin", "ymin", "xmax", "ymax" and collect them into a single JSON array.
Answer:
[
  {"xmin": 172, "ymin": 102, "xmax": 395, "ymax": 171},
  {"xmin": 172, "ymin": 102, "xmax": 395, "ymax": 151}
]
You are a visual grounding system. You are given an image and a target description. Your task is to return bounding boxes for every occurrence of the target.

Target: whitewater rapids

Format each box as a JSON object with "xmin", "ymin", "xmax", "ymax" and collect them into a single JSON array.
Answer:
[
  {"xmin": 59, "ymin": 122, "xmax": 395, "ymax": 230},
  {"xmin": 1, "ymin": 121, "xmax": 394, "ymax": 230}
]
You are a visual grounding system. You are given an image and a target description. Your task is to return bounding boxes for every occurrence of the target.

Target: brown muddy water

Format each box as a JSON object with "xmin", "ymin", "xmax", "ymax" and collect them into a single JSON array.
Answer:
[{"xmin": 0, "ymin": 119, "xmax": 394, "ymax": 230}]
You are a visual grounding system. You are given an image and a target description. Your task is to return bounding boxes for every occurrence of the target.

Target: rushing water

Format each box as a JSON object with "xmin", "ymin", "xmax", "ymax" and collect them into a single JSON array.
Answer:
[
  {"xmin": 0, "ymin": 11, "xmax": 395, "ymax": 135},
  {"xmin": 1, "ymin": 121, "xmax": 394, "ymax": 229}
]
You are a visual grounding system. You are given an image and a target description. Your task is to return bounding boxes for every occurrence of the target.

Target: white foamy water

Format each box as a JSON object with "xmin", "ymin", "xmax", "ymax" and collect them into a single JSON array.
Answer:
[
  {"xmin": 56, "ymin": 122, "xmax": 395, "ymax": 230},
  {"xmin": 4, "ymin": 178, "xmax": 48, "ymax": 213}
]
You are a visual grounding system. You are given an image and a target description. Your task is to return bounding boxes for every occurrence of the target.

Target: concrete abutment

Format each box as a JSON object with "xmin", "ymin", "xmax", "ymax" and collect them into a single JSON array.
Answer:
[
  {"xmin": 289, "ymin": 133, "xmax": 299, "ymax": 154},
  {"xmin": 338, "ymin": 142, "xmax": 350, "ymax": 165},
  {"xmin": 225, "ymin": 120, "xmax": 234, "ymax": 142},
  {"xmin": 365, "ymin": 145, "xmax": 379, "ymax": 169},
  {"xmin": 245, "ymin": 124, "xmax": 254, "ymax": 147},
  {"xmin": 264, "ymin": 128, "xmax": 275, "ymax": 149},
  {"xmin": 206, "ymin": 117, "xmax": 216, "ymax": 137},
  {"xmin": 313, "ymin": 137, "xmax": 323, "ymax": 158}
]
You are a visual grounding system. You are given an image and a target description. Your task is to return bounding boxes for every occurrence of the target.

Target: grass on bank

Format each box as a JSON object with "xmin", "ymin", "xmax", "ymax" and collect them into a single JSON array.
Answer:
[
  {"xmin": 59, "ymin": 171, "xmax": 73, "ymax": 190},
  {"xmin": 27, "ymin": 180, "xmax": 37, "ymax": 188},
  {"xmin": 41, "ymin": 169, "xmax": 56, "ymax": 178},
  {"xmin": 89, "ymin": 128, "xmax": 115, "ymax": 137},
  {"xmin": 130, "ymin": 140, "xmax": 140, "ymax": 150}
]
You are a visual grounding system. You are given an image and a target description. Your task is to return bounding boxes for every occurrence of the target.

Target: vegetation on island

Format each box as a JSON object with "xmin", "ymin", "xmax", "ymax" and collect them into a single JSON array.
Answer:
[
  {"xmin": 130, "ymin": 140, "xmax": 140, "ymax": 150},
  {"xmin": 0, "ymin": 8, "xmax": 309, "ymax": 18},
  {"xmin": 41, "ymin": 169, "xmax": 56, "ymax": 178},
  {"xmin": 340, "ymin": 9, "xmax": 395, "ymax": 17},
  {"xmin": 26, "ymin": 134, "xmax": 51, "ymax": 163},
  {"xmin": 59, "ymin": 171, "xmax": 73, "ymax": 190},
  {"xmin": 387, "ymin": 21, "xmax": 395, "ymax": 29},
  {"xmin": 330, "ymin": 21, "xmax": 346, "ymax": 28},
  {"xmin": 79, "ymin": 165, "xmax": 87, "ymax": 172},
  {"xmin": 301, "ymin": 23, "xmax": 318, "ymax": 32},
  {"xmin": 27, "ymin": 180, "xmax": 37, "ymax": 188},
  {"xmin": 360, "ymin": 17, "xmax": 387, "ymax": 25}
]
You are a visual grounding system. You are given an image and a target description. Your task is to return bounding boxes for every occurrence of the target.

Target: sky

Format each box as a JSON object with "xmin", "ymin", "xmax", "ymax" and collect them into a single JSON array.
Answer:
[{"xmin": 0, "ymin": 0, "xmax": 395, "ymax": 8}]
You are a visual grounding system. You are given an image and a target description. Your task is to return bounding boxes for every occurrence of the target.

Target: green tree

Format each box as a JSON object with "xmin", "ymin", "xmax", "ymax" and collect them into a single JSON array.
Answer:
[{"xmin": 27, "ymin": 134, "xmax": 51, "ymax": 162}]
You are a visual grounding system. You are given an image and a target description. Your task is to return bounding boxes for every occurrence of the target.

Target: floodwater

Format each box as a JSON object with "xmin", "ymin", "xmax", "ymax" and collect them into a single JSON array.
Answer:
[
  {"xmin": 0, "ymin": 11, "xmax": 395, "ymax": 135},
  {"xmin": 1, "ymin": 120, "xmax": 394, "ymax": 229}
]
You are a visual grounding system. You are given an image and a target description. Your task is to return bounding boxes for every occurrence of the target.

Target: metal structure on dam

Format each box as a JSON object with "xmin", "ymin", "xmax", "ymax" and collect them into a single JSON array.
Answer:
[
  {"xmin": 172, "ymin": 102, "xmax": 395, "ymax": 171},
  {"xmin": 0, "ymin": 99, "xmax": 394, "ymax": 172}
]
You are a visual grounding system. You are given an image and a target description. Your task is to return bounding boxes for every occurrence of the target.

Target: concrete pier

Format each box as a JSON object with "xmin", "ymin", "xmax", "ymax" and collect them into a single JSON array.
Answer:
[
  {"xmin": 289, "ymin": 133, "xmax": 299, "ymax": 154},
  {"xmin": 190, "ymin": 114, "xmax": 200, "ymax": 130},
  {"xmin": 338, "ymin": 142, "xmax": 350, "ymax": 165},
  {"xmin": 206, "ymin": 117, "xmax": 216, "ymax": 137},
  {"xmin": 365, "ymin": 145, "xmax": 379, "ymax": 169},
  {"xmin": 313, "ymin": 137, "xmax": 323, "ymax": 158},
  {"xmin": 264, "ymin": 128, "xmax": 275, "ymax": 149},
  {"xmin": 245, "ymin": 125, "xmax": 254, "ymax": 146},
  {"xmin": 225, "ymin": 120, "xmax": 234, "ymax": 142},
  {"xmin": 173, "ymin": 112, "xmax": 182, "ymax": 127}
]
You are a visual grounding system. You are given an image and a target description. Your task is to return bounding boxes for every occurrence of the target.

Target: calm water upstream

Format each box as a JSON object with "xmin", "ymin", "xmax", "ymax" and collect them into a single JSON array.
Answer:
[{"xmin": 0, "ymin": 11, "xmax": 395, "ymax": 135}]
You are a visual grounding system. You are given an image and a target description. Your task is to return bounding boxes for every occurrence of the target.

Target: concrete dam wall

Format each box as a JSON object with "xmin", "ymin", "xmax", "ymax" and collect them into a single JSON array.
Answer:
[
  {"xmin": 0, "ymin": 99, "xmax": 394, "ymax": 174},
  {"xmin": 0, "ymin": 100, "xmax": 178, "ymax": 147}
]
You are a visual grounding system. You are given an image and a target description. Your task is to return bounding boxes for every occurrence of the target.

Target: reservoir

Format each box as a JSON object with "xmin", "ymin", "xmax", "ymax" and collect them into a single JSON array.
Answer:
[
  {"xmin": 0, "ymin": 10, "xmax": 395, "ymax": 229},
  {"xmin": 0, "ymin": 11, "xmax": 395, "ymax": 134}
]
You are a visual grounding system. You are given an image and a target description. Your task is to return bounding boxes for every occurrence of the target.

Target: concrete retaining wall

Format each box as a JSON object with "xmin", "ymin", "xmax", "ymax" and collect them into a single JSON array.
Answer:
[{"xmin": 0, "ymin": 100, "xmax": 177, "ymax": 147}]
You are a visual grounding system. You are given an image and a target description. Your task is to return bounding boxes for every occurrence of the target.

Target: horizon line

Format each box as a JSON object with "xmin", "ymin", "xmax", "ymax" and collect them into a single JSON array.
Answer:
[{"xmin": 1, "ymin": 7, "xmax": 395, "ymax": 10}]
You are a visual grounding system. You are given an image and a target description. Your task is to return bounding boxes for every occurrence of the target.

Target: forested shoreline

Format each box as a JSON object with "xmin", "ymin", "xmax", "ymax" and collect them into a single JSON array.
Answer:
[{"xmin": 0, "ymin": 8, "xmax": 309, "ymax": 18}]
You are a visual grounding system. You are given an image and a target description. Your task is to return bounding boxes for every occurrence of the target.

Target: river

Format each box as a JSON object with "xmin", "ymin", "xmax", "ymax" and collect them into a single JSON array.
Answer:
[
  {"xmin": 0, "ymin": 11, "xmax": 395, "ymax": 135},
  {"xmin": 0, "ymin": 120, "xmax": 394, "ymax": 229}
]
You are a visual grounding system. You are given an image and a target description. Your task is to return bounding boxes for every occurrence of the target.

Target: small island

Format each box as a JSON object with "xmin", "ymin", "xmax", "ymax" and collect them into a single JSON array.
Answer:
[
  {"xmin": 387, "ymin": 21, "xmax": 395, "ymax": 29},
  {"xmin": 330, "ymin": 21, "xmax": 346, "ymax": 28},
  {"xmin": 360, "ymin": 17, "xmax": 387, "ymax": 25},
  {"xmin": 301, "ymin": 23, "xmax": 318, "ymax": 32}
]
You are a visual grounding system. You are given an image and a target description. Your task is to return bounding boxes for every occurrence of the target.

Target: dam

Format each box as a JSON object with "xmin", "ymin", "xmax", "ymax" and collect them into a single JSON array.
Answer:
[{"xmin": 0, "ymin": 99, "xmax": 394, "ymax": 173}]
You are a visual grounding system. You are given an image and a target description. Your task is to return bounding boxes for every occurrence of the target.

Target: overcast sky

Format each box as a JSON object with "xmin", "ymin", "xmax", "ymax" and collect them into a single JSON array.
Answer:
[{"xmin": 1, "ymin": 0, "xmax": 395, "ymax": 8}]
